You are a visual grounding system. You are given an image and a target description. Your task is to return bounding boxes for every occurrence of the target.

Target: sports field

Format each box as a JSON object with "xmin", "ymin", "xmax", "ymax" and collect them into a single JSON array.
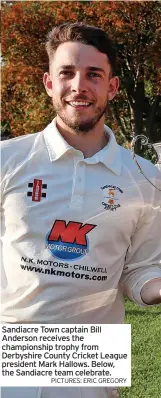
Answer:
[{"xmin": 120, "ymin": 299, "xmax": 161, "ymax": 398}]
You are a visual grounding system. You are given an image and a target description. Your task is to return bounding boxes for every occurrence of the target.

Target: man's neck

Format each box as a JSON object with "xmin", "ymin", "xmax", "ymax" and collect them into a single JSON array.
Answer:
[{"xmin": 56, "ymin": 117, "xmax": 109, "ymax": 158}]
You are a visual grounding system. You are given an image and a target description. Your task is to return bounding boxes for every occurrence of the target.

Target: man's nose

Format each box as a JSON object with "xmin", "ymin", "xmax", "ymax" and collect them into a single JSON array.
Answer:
[{"xmin": 71, "ymin": 74, "xmax": 87, "ymax": 93}]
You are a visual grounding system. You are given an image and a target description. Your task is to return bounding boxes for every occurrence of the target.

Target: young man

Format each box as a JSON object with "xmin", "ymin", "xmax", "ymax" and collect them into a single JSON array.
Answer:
[{"xmin": 1, "ymin": 23, "xmax": 161, "ymax": 398}]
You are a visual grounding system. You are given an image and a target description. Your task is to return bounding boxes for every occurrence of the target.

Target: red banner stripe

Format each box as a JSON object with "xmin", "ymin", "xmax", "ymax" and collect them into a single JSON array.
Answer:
[{"xmin": 32, "ymin": 179, "xmax": 42, "ymax": 202}]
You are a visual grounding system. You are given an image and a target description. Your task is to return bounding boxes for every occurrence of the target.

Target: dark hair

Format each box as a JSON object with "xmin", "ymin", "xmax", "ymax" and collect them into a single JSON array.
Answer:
[{"xmin": 46, "ymin": 22, "xmax": 117, "ymax": 75}]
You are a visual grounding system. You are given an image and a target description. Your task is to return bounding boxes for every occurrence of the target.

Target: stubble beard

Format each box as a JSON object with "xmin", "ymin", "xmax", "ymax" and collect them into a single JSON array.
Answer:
[{"xmin": 52, "ymin": 97, "xmax": 109, "ymax": 134}]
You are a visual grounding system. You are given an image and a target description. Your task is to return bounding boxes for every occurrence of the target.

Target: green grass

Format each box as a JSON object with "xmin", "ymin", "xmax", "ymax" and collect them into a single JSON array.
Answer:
[{"xmin": 119, "ymin": 299, "xmax": 161, "ymax": 398}]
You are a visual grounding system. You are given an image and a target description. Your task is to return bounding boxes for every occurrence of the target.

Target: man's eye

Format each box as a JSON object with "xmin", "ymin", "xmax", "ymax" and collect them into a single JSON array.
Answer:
[
  {"xmin": 89, "ymin": 72, "xmax": 101, "ymax": 78},
  {"xmin": 60, "ymin": 71, "xmax": 73, "ymax": 77}
]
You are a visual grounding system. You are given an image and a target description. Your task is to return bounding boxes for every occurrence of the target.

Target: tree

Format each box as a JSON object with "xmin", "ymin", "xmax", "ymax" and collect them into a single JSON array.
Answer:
[{"xmin": 1, "ymin": 1, "xmax": 161, "ymax": 152}]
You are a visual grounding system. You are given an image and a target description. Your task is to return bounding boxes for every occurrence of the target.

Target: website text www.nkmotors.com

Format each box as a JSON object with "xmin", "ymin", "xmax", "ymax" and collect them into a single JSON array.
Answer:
[{"xmin": 20, "ymin": 264, "xmax": 107, "ymax": 282}]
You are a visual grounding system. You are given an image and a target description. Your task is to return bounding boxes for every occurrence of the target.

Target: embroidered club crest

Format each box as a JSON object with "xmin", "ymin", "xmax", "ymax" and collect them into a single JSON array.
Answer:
[{"xmin": 101, "ymin": 184, "xmax": 123, "ymax": 211}]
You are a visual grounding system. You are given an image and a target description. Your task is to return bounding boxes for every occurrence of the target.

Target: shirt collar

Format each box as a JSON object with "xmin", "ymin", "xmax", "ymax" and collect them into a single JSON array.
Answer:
[{"xmin": 43, "ymin": 118, "xmax": 122, "ymax": 175}]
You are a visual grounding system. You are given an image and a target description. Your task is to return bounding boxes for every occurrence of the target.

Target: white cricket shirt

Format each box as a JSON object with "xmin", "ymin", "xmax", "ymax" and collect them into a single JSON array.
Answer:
[{"xmin": 1, "ymin": 119, "xmax": 161, "ymax": 323}]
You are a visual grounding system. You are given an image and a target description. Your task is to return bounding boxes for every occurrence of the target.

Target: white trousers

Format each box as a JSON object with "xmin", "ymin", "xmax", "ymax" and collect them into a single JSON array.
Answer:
[{"xmin": 1, "ymin": 387, "xmax": 120, "ymax": 398}]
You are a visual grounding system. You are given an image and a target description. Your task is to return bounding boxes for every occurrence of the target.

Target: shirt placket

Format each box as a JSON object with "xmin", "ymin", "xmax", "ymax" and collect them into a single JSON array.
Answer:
[{"xmin": 70, "ymin": 154, "xmax": 86, "ymax": 210}]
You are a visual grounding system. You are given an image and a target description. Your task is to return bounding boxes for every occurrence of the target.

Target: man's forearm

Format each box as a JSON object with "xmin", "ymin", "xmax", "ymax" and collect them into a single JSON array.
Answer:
[{"xmin": 140, "ymin": 278, "xmax": 161, "ymax": 304}]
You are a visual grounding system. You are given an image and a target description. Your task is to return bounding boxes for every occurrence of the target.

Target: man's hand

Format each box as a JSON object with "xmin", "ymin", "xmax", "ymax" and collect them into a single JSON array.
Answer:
[{"xmin": 141, "ymin": 278, "xmax": 161, "ymax": 304}]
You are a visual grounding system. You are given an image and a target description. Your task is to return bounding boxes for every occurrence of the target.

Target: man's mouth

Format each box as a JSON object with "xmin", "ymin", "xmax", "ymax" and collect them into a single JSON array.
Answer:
[{"xmin": 66, "ymin": 101, "xmax": 92, "ymax": 108}]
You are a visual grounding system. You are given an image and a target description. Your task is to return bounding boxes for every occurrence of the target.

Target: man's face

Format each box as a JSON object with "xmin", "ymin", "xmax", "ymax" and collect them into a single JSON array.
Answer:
[{"xmin": 44, "ymin": 41, "xmax": 119, "ymax": 133}]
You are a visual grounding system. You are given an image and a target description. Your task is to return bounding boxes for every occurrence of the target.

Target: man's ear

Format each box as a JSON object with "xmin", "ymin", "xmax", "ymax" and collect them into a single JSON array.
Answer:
[
  {"xmin": 43, "ymin": 72, "xmax": 53, "ymax": 97},
  {"xmin": 108, "ymin": 76, "xmax": 119, "ymax": 101}
]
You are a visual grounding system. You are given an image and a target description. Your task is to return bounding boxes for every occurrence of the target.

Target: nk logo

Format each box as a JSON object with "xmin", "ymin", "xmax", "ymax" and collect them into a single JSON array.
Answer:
[{"xmin": 46, "ymin": 220, "xmax": 96, "ymax": 260}]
